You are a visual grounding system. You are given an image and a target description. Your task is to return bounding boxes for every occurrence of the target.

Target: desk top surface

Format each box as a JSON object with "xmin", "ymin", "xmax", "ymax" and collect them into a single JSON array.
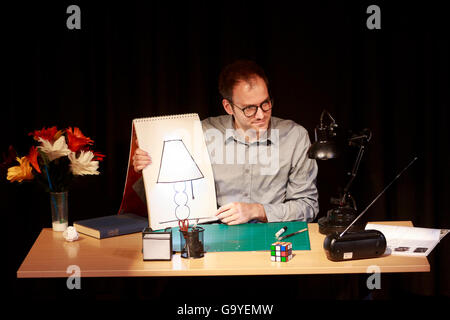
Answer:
[{"xmin": 17, "ymin": 221, "xmax": 430, "ymax": 278}]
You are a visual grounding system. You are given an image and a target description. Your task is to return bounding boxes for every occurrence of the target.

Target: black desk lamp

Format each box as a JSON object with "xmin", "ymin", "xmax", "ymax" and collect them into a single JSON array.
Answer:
[{"xmin": 308, "ymin": 110, "xmax": 372, "ymax": 235}]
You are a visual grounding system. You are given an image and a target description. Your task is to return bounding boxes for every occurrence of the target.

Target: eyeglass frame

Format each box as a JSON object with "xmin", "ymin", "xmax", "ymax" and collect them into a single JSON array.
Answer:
[{"xmin": 227, "ymin": 97, "xmax": 274, "ymax": 118}]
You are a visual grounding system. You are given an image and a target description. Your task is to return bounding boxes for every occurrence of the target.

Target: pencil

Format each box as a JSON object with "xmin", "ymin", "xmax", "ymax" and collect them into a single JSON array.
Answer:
[{"xmin": 277, "ymin": 228, "xmax": 308, "ymax": 241}]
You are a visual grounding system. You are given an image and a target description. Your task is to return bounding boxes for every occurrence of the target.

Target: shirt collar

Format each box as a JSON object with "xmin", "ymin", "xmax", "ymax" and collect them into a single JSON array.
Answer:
[{"xmin": 224, "ymin": 115, "xmax": 275, "ymax": 145}]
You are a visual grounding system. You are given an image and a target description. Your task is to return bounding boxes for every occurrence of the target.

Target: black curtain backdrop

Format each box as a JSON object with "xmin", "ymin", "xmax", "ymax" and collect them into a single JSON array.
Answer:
[{"xmin": 4, "ymin": 0, "xmax": 449, "ymax": 306}]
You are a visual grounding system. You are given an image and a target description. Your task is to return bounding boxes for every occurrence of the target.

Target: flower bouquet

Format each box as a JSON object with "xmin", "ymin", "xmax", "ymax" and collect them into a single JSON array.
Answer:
[{"xmin": 4, "ymin": 126, "xmax": 104, "ymax": 231}]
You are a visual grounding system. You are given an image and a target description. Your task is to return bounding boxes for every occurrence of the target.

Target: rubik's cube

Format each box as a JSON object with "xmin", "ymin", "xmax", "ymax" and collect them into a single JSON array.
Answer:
[{"xmin": 270, "ymin": 242, "xmax": 293, "ymax": 262}]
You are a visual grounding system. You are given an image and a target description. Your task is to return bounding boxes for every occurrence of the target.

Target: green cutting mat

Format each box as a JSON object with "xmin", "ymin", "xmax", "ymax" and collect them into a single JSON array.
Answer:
[{"xmin": 161, "ymin": 221, "xmax": 310, "ymax": 252}]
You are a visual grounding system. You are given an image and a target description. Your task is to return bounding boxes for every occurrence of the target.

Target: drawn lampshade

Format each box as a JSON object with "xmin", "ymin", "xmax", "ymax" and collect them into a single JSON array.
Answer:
[{"xmin": 157, "ymin": 139, "xmax": 204, "ymax": 221}]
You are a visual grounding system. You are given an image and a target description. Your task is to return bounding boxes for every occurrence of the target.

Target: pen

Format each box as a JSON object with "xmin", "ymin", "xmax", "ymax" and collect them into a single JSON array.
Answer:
[
  {"xmin": 277, "ymin": 228, "xmax": 308, "ymax": 241},
  {"xmin": 275, "ymin": 226, "xmax": 288, "ymax": 238},
  {"xmin": 192, "ymin": 219, "xmax": 199, "ymax": 230}
]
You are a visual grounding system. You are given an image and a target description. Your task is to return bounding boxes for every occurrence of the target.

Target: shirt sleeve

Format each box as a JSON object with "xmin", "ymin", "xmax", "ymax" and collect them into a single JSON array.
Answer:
[{"xmin": 263, "ymin": 126, "xmax": 319, "ymax": 222}]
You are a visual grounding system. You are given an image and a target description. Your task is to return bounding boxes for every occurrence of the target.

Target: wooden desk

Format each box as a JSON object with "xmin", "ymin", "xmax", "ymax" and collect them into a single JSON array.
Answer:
[{"xmin": 17, "ymin": 221, "xmax": 430, "ymax": 278}]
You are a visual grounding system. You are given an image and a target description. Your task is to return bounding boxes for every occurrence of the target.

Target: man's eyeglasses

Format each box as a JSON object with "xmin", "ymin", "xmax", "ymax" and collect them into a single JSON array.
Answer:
[{"xmin": 228, "ymin": 98, "xmax": 273, "ymax": 118}]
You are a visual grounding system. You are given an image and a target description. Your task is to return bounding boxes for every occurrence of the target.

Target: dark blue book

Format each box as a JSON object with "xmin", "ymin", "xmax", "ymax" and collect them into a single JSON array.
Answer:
[{"xmin": 73, "ymin": 213, "xmax": 148, "ymax": 239}]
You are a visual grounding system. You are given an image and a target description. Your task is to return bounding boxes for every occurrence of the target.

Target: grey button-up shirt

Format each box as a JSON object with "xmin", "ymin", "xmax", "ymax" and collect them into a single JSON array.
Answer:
[{"xmin": 202, "ymin": 115, "xmax": 319, "ymax": 222}]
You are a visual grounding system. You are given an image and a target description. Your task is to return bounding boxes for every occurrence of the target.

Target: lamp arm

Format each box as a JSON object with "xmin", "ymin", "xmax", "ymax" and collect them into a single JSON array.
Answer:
[
  {"xmin": 339, "ymin": 128, "xmax": 372, "ymax": 205},
  {"xmin": 320, "ymin": 110, "xmax": 336, "ymax": 127},
  {"xmin": 340, "ymin": 144, "xmax": 365, "ymax": 205}
]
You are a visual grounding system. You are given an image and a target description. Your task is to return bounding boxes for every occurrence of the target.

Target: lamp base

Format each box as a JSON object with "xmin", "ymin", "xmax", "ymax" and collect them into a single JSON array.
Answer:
[{"xmin": 318, "ymin": 206, "xmax": 365, "ymax": 235}]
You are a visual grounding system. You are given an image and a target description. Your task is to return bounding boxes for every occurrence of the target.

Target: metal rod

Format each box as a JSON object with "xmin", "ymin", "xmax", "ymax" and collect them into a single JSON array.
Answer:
[
  {"xmin": 319, "ymin": 109, "xmax": 336, "ymax": 127},
  {"xmin": 341, "ymin": 145, "xmax": 365, "ymax": 204},
  {"xmin": 339, "ymin": 157, "xmax": 418, "ymax": 237}
]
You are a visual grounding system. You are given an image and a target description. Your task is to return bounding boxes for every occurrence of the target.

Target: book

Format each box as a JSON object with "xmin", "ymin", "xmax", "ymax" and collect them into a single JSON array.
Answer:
[{"xmin": 73, "ymin": 213, "xmax": 148, "ymax": 239}]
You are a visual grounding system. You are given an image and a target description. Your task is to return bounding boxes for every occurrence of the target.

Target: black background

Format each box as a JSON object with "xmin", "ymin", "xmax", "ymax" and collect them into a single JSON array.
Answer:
[{"xmin": 3, "ymin": 0, "xmax": 449, "ymax": 310}]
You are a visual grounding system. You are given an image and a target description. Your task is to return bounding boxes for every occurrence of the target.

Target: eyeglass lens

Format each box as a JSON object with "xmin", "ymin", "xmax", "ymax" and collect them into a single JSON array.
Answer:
[{"xmin": 243, "ymin": 101, "xmax": 272, "ymax": 117}]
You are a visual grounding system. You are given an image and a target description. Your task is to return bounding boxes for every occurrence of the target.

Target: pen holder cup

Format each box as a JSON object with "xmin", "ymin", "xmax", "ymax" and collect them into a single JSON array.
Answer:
[{"xmin": 180, "ymin": 226, "xmax": 205, "ymax": 259}]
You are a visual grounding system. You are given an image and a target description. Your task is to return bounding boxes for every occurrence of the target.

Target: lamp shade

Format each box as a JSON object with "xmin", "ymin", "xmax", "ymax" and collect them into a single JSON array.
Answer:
[
  {"xmin": 157, "ymin": 139, "xmax": 204, "ymax": 183},
  {"xmin": 307, "ymin": 141, "xmax": 340, "ymax": 160},
  {"xmin": 307, "ymin": 126, "xmax": 340, "ymax": 160}
]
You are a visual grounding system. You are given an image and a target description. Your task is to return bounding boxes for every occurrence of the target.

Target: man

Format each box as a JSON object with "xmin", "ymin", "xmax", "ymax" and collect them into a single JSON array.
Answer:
[{"xmin": 133, "ymin": 60, "xmax": 318, "ymax": 224}]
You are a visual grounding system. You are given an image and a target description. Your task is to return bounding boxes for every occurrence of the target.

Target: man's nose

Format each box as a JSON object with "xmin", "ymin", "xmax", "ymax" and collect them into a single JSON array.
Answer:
[{"xmin": 255, "ymin": 106, "xmax": 265, "ymax": 119}]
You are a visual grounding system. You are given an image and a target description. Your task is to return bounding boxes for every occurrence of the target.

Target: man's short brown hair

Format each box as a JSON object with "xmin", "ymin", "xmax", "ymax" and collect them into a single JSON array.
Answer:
[{"xmin": 218, "ymin": 60, "xmax": 270, "ymax": 101}]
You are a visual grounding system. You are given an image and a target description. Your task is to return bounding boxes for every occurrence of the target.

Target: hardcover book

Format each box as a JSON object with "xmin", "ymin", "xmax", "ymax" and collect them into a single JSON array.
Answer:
[{"xmin": 73, "ymin": 213, "xmax": 148, "ymax": 239}]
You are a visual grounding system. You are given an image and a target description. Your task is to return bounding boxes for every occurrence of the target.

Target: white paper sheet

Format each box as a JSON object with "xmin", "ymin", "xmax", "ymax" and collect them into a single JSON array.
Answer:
[
  {"xmin": 133, "ymin": 113, "xmax": 218, "ymax": 230},
  {"xmin": 365, "ymin": 223, "xmax": 449, "ymax": 256}
]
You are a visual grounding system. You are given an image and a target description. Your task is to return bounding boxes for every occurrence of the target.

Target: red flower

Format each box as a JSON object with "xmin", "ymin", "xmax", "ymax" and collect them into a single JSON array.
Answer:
[
  {"xmin": 66, "ymin": 127, "xmax": 94, "ymax": 152},
  {"xmin": 28, "ymin": 126, "xmax": 60, "ymax": 143},
  {"xmin": 27, "ymin": 146, "xmax": 41, "ymax": 174},
  {"xmin": 93, "ymin": 152, "xmax": 106, "ymax": 161}
]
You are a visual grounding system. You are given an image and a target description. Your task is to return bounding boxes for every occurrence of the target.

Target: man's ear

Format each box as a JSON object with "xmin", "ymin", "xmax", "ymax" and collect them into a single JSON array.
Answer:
[{"xmin": 222, "ymin": 99, "xmax": 234, "ymax": 115}]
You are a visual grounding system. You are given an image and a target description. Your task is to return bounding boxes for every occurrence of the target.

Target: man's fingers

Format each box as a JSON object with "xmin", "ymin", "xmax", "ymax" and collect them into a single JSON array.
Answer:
[
  {"xmin": 216, "ymin": 208, "xmax": 232, "ymax": 220},
  {"xmin": 132, "ymin": 148, "xmax": 152, "ymax": 172},
  {"xmin": 133, "ymin": 147, "xmax": 152, "ymax": 164},
  {"xmin": 135, "ymin": 148, "xmax": 150, "ymax": 156},
  {"xmin": 134, "ymin": 154, "xmax": 152, "ymax": 162},
  {"xmin": 222, "ymin": 214, "xmax": 238, "ymax": 225},
  {"xmin": 219, "ymin": 209, "xmax": 239, "ymax": 224},
  {"xmin": 215, "ymin": 203, "xmax": 234, "ymax": 216},
  {"xmin": 135, "ymin": 160, "xmax": 151, "ymax": 168},
  {"xmin": 217, "ymin": 205, "xmax": 239, "ymax": 222},
  {"xmin": 133, "ymin": 158, "xmax": 151, "ymax": 166},
  {"xmin": 135, "ymin": 165, "xmax": 145, "ymax": 172}
]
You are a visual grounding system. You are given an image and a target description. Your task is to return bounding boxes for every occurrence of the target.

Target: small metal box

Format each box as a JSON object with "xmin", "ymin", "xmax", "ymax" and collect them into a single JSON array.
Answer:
[{"xmin": 142, "ymin": 227, "xmax": 172, "ymax": 261}]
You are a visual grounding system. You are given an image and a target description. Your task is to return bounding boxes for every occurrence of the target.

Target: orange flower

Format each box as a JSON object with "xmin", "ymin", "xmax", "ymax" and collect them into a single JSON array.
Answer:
[
  {"xmin": 7, "ymin": 157, "xmax": 34, "ymax": 182},
  {"xmin": 66, "ymin": 127, "xmax": 94, "ymax": 152},
  {"xmin": 27, "ymin": 146, "xmax": 41, "ymax": 174},
  {"xmin": 29, "ymin": 126, "xmax": 62, "ymax": 143}
]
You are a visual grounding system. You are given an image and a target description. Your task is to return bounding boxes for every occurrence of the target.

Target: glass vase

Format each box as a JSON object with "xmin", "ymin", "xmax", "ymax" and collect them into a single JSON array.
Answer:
[{"xmin": 50, "ymin": 191, "xmax": 68, "ymax": 232}]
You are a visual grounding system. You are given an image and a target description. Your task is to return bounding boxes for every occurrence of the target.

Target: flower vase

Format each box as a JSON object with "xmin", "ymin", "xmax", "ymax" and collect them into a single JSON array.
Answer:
[{"xmin": 50, "ymin": 191, "xmax": 69, "ymax": 231}]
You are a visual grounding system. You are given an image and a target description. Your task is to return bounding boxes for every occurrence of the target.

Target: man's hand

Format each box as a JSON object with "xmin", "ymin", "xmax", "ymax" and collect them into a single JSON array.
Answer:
[
  {"xmin": 132, "ymin": 138, "xmax": 152, "ymax": 172},
  {"xmin": 215, "ymin": 202, "xmax": 268, "ymax": 225}
]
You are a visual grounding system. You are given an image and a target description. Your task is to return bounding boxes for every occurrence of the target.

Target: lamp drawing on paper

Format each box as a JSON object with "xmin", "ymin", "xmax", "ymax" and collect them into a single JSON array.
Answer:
[{"xmin": 156, "ymin": 139, "xmax": 204, "ymax": 223}]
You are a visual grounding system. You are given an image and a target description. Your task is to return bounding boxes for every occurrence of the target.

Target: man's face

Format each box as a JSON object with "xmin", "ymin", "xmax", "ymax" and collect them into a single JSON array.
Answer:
[{"xmin": 222, "ymin": 76, "xmax": 272, "ymax": 138}]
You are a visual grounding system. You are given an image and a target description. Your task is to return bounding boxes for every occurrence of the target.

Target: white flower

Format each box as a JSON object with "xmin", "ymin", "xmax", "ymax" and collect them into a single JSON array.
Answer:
[
  {"xmin": 38, "ymin": 136, "xmax": 71, "ymax": 161},
  {"xmin": 63, "ymin": 226, "xmax": 79, "ymax": 242},
  {"xmin": 68, "ymin": 150, "xmax": 99, "ymax": 176}
]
